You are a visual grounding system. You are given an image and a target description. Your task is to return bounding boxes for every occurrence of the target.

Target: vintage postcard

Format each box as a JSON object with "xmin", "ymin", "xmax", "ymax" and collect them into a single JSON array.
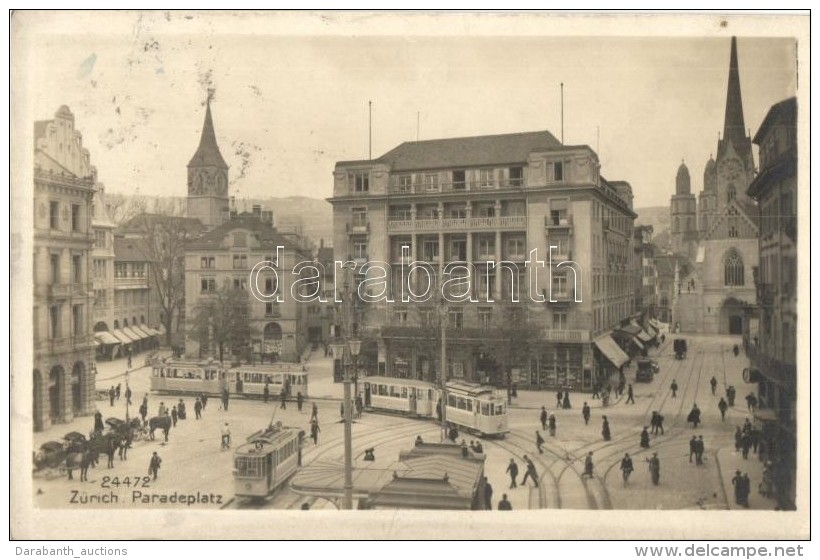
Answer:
[{"xmin": 10, "ymin": 10, "xmax": 810, "ymax": 540}]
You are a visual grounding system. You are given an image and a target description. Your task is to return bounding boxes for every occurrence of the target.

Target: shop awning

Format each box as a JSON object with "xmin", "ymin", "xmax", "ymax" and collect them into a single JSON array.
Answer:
[
  {"xmin": 594, "ymin": 334, "xmax": 629, "ymax": 369},
  {"xmin": 111, "ymin": 329, "xmax": 136, "ymax": 344},
  {"xmin": 644, "ymin": 324, "xmax": 658, "ymax": 337},
  {"xmin": 131, "ymin": 325, "xmax": 152, "ymax": 339},
  {"xmin": 122, "ymin": 327, "xmax": 145, "ymax": 341},
  {"xmin": 637, "ymin": 330, "xmax": 653, "ymax": 342},
  {"xmin": 94, "ymin": 331, "xmax": 120, "ymax": 345},
  {"xmin": 141, "ymin": 325, "xmax": 161, "ymax": 337},
  {"xmin": 631, "ymin": 337, "xmax": 645, "ymax": 350}
]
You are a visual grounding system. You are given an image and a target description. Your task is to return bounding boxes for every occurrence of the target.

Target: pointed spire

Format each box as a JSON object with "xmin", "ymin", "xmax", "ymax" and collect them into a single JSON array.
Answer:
[
  {"xmin": 188, "ymin": 98, "xmax": 228, "ymax": 169},
  {"xmin": 722, "ymin": 37, "xmax": 747, "ymax": 152}
]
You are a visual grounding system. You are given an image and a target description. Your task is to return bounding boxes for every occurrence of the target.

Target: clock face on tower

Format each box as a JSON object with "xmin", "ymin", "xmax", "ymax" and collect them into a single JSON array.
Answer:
[{"xmin": 720, "ymin": 158, "xmax": 743, "ymax": 181}]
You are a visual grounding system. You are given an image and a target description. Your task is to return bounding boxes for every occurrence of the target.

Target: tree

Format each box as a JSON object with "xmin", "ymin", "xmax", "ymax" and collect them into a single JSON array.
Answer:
[
  {"xmin": 105, "ymin": 192, "xmax": 147, "ymax": 225},
  {"xmin": 125, "ymin": 212, "xmax": 202, "ymax": 346},
  {"xmin": 188, "ymin": 285, "xmax": 252, "ymax": 363}
]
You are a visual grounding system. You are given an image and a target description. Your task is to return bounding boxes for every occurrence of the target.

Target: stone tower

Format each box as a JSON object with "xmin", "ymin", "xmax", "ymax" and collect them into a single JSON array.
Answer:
[
  {"xmin": 187, "ymin": 100, "xmax": 229, "ymax": 229},
  {"xmin": 670, "ymin": 161, "xmax": 697, "ymax": 257}
]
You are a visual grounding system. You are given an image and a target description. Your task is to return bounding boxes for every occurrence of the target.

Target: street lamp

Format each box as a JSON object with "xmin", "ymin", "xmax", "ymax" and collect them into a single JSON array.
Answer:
[
  {"xmin": 330, "ymin": 336, "xmax": 361, "ymax": 510},
  {"xmin": 438, "ymin": 302, "xmax": 448, "ymax": 442}
]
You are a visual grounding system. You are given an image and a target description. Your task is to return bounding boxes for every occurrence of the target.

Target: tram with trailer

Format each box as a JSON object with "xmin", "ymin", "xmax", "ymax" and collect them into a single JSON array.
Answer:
[
  {"xmin": 150, "ymin": 359, "xmax": 228, "ymax": 395},
  {"xmin": 229, "ymin": 364, "xmax": 308, "ymax": 399},
  {"xmin": 233, "ymin": 422, "xmax": 305, "ymax": 502},
  {"xmin": 151, "ymin": 360, "xmax": 308, "ymax": 399},
  {"xmin": 361, "ymin": 376, "xmax": 508, "ymax": 437}
]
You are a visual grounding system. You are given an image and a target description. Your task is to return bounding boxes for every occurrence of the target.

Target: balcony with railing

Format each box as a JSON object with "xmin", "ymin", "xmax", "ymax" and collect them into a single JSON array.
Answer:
[
  {"xmin": 388, "ymin": 178, "xmax": 526, "ymax": 195},
  {"xmin": 114, "ymin": 276, "xmax": 150, "ymax": 289},
  {"xmin": 346, "ymin": 221, "xmax": 370, "ymax": 234},
  {"xmin": 386, "ymin": 215, "xmax": 527, "ymax": 233},
  {"xmin": 545, "ymin": 214, "xmax": 573, "ymax": 230},
  {"xmin": 543, "ymin": 328, "xmax": 590, "ymax": 342}
]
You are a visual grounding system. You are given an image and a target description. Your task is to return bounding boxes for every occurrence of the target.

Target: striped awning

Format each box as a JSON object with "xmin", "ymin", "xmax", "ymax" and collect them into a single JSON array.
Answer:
[
  {"xmin": 111, "ymin": 329, "xmax": 136, "ymax": 344},
  {"xmin": 637, "ymin": 330, "xmax": 653, "ymax": 342},
  {"xmin": 141, "ymin": 324, "xmax": 161, "ymax": 337},
  {"xmin": 94, "ymin": 331, "xmax": 120, "ymax": 345},
  {"xmin": 122, "ymin": 327, "xmax": 145, "ymax": 341},
  {"xmin": 131, "ymin": 325, "xmax": 152, "ymax": 339},
  {"xmin": 594, "ymin": 334, "xmax": 629, "ymax": 369}
]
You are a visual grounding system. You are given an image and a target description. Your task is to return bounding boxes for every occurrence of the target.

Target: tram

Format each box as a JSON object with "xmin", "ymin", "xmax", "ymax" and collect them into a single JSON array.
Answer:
[
  {"xmin": 233, "ymin": 422, "xmax": 305, "ymax": 501},
  {"xmin": 151, "ymin": 360, "xmax": 308, "ymax": 399},
  {"xmin": 229, "ymin": 365, "xmax": 308, "ymax": 399},
  {"xmin": 150, "ymin": 359, "xmax": 228, "ymax": 395},
  {"xmin": 361, "ymin": 376, "xmax": 508, "ymax": 437}
]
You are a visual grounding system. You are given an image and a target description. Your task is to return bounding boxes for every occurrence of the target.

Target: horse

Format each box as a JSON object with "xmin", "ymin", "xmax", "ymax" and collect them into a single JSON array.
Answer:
[
  {"xmin": 65, "ymin": 449, "xmax": 97, "ymax": 481},
  {"xmin": 88, "ymin": 432, "xmax": 122, "ymax": 468},
  {"xmin": 149, "ymin": 415, "xmax": 172, "ymax": 442}
]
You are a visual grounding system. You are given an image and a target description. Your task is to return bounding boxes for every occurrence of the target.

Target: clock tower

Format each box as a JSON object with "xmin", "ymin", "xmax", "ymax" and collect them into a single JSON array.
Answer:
[{"xmin": 187, "ymin": 99, "xmax": 230, "ymax": 229}]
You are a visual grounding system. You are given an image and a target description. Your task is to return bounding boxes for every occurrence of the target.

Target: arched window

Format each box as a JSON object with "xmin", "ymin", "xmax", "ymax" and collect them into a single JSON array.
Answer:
[{"xmin": 724, "ymin": 250, "xmax": 744, "ymax": 286}]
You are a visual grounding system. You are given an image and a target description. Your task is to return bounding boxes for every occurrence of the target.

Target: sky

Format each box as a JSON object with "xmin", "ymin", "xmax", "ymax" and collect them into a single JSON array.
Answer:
[{"xmin": 14, "ymin": 11, "xmax": 800, "ymax": 209}]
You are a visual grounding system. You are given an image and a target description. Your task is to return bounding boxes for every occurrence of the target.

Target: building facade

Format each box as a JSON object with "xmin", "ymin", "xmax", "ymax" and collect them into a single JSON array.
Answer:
[
  {"xmin": 32, "ymin": 106, "xmax": 97, "ymax": 431},
  {"xmin": 633, "ymin": 225, "xmax": 657, "ymax": 317},
  {"xmin": 90, "ymin": 183, "xmax": 117, "ymax": 358},
  {"xmin": 187, "ymin": 100, "xmax": 230, "ymax": 230},
  {"xmin": 670, "ymin": 37, "xmax": 760, "ymax": 335},
  {"xmin": 746, "ymin": 97, "xmax": 797, "ymax": 509},
  {"xmin": 329, "ymin": 130, "xmax": 637, "ymax": 391}
]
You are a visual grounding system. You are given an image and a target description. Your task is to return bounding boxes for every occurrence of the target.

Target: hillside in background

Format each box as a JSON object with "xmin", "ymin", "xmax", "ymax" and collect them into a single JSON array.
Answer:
[{"xmin": 634, "ymin": 205, "xmax": 670, "ymax": 235}]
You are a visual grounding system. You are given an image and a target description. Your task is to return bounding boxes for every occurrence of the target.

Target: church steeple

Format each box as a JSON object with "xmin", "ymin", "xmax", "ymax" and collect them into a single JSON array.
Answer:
[
  {"xmin": 188, "ymin": 99, "xmax": 228, "ymax": 169},
  {"xmin": 722, "ymin": 37, "xmax": 747, "ymax": 154}
]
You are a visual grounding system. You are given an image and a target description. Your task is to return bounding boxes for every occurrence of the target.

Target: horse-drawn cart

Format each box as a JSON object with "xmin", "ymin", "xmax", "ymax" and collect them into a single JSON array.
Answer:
[{"xmin": 33, "ymin": 441, "xmax": 67, "ymax": 479}]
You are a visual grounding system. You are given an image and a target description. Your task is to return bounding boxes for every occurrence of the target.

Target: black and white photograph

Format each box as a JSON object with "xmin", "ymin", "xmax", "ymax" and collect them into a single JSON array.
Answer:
[{"xmin": 10, "ymin": 10, "xmax": 809, "ymax": 542}]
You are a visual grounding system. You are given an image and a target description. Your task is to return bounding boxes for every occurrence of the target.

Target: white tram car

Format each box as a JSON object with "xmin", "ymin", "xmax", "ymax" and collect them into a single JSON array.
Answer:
[
  {"xmin": 229, "ymin": 364, "xmax": 308, "ymax": 399},
  {"xmin": 233, "ymin": 422, "xmax": 305, "ymax": 501},
  {"xmin": 150, "ymin": 360, "xmax": 308, "ymax": 399},
  {"xmin": 150, "ymin": 360, "xmax": 228, "ymax": 395},
  {"xmin": 362, "ymin": 376, "xmax": 508, "ymax": 437}
]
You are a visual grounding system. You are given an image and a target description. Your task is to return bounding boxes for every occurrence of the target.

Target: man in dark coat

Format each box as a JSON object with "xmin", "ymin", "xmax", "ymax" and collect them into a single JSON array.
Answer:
[
  {"xmin": 521, "ymin": 456, "xmax": 539, "ymax": 487},
  {"xmin": 556, "ymin": 390, "xmax": 563, "ymax": 408},
  {"xmin": 601, "ymin": 416, "xmax": 611, "ymax": 441},
  {"xmin": 125, "ymin": 385, "xmax": 132, "ymax": 406},
  {"xmin": 115, "ymin": 383, "xmax": 121, "ymax": 401},
  {"xmin": 540, "ymin": 406, "xmax": 548, "ymax": 431},
  {"xmin": 695, "ymin": 435, "xmax": 705, "ymax": 465},
  {"xmin": 194, "ymin": 398, "xmax": 203, "ymax": 420},
  {"xmin": 263, "ymin": 382, "xmax": 270, "ymax": 403},
  {"xmin": 170, "ymin": 405, "xmax": 178, "ymax": 427},
  {"xmin": 670, "ymin": 380, "xmax": 678, "ymax": 398},
  {"xmin": 535, "ymin": 431, "xmax": 545, "ymax": 454},
  {"xmin": 200, "ymin": 393, "xmax": 208, "ymax": 410},
  {"xmin": 93, "ymin": 411, "xmax": 104, "ymax": 434},
  {"xmin": 297, "ymin": 392, "xmax": 304, "ymax": 412},
  {"xmin": 139, "ymin": 401, "xmax": 148, "ymax": 424},
  {"xmin": 280, "ymin": 390, "xmax": 287, "ymax": 410},
  {"xmin": 148, "ymin": 451, "xmax": 161, "ymax": 481},
  {"xmin": 710, "ymin": 376, "xmax": 718, "ymax": 396},
  {"xmin": 718, "ymin": 398, "xmax": 729, "ymax": 421},
  {"xmin": 506, "ymin": 458, "xmax": 519, "ymax": 488},
  {"xmin": 582, "ymin": 402, "xmax": 591, "ymax": 425},
  {"xmin": 310, "ymin": 420, "xmax": 320, "ymax": 445},
  {"xmin": 626, "ymin": 384, "xmax": 635, "ymax": 404},
  {"xmin": 483, "ymin": 477, "xmax": 493, "ymax": 510},
  {"xmin": 583, "ymin": 452, "xmax": 594, "ymax": 478},
  {"xmin": 689, "ymin": 436, "xmax": 698, "ymax": 463},
  {"xmin": 109, "ymin": 386, "xmax": 116, "ymax": 407},
  {"xmin": 497, "ymin": 494, "xmax": 513, "ymax": 510},
  {"xmin": 732, "ymin": 470, "xmax": 744, "ymax": 505}
]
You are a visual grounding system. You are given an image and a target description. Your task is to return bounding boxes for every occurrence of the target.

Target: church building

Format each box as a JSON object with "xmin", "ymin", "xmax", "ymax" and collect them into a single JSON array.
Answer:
[{"xmin": 670, "ymin": 37, "xmax": 760, "ymax": 335}]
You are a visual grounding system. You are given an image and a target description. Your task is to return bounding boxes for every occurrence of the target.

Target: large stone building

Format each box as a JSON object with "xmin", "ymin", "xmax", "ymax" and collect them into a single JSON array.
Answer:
[
  {"xmin": 90, "ymin": 183, "xmax": 118, "ymax": 359},
  {"xmin": 329, "ymin": 130, "xmax": 638, "ymax": 390},
  {"xmin": 32, "ymin": 106, "xmax": 97, "ymax": 430},
  {"xmin": 670, "ymin": 37, "xmax": 760, "ymax": 335},
  {"xmin": 746, "ymin": 96, "xmax": 797, "ymax": 509}
]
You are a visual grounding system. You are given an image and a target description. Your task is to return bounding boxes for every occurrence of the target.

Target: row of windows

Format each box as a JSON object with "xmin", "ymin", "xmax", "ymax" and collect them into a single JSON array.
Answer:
[
  {"xmin": 38, "ymin": 304, "xmax": 84, "ymax": 340},
  {"xmin": 47, "ymin": 201, "xmax": 83, "ymax": 232},
  {"xmin": 111, "ymin": 316, "xmax": 146, "ymax": 329},
  {"xmin": 114, "ymin": 263, "xmax": 146, "ymax": 279},
  {"xmin": 45, "ymin": 253, "xmax": 84, "ymax": 284}
]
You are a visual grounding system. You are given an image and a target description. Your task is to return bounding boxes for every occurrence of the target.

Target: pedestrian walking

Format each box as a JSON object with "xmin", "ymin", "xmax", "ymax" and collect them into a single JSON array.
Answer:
[
  {"xmin": 750, "ymin": 428, "xmax": 760, "ymax": 455},
  {"xmin": 540, "ymin": 406, "xmax": 548, "ymax": 431},
  {"xmin": 93, "ymin": 411, "xmax": 104, "ymax": 434},
  {"xmin": 710, "ymin": 376, "xmax": 718, "ymax": 396},
  {"xmin": 745, "ymin": 393, "xmax": 758, "ymax": 412},
  {"xmin": 506, "ymin": 458, "xmax": 519, "ymax": 488},
  {"xmin": 139, "ymin": 401, "xmax": 148, "ymax": 424},
  {"xmin": 535, "ymin": 431, "xmax": 545, "ymax": 454},
  {"xmin": 194, "ymin": 398, "xmax": 203, "ymax": 420},
  {"xmin": 741, "ymin": 432, "xmax": 751, "ymax": 459},
  {"xmin": 695, "ymin": 435, "xmax": 705, "ymax": 466},
  {"xmin": 601, "ymin": 416, "xmax": 611, "ymax": 441},
  {"xmin": 115, "ymin": 383, "xmax": 121, "ymax": 401},
  {"xmin": 483, "ymin": 477, "xmax": 493, "ymax": 510},
  {"xmin": 739, "ymin": 473, "xmax": 751, "ymax": 507},
  {"xmin": 687, "ymin": 404, "xmax": 701, "ymax": 428},
  {"xmin": 591, "ymin": 383, "xmax": 600, "ymax": 400},
  {"xmin": 125, "ymin": 385, "xmax": 132, "ymax": 406},
  {"xmin": 556, "ymin": 390, "xmax": 563, "ymax": 408},
  {"xmin": 280, "ymin": 391, "xmax": 287, "ymax": 410},
  {"xmin": 620, "ymin": 453, "xmax": 634, "ymax": 486},
  {"xmin": 647, "ymin": 453, "xmax": 660, "ymax": 485},
  {"xmin": 670, "ymin": 380, "xmax": 678, "ymax": 398},
  {"xmin": 497, "ymin": 494, "xmax": 513, "ymax": 510},
  {"xmin": 297, "ymin": 392, "xmax": 304, "ymax": 412},
  {"xmin": 263, "ymin": 382, "xmax": 270, "ymax": 404},
  {"xmin": 200, "ymin": 393, "xmax": 208, "ymax": 410},
  {"xmin": 583, "ymin": 451, "xmax": 594, "ymax": 478},
  {"xmin": 548, "ymin": 414, "xmax": 556, "ymax": 437},
  {"xmin": 582, "ymin": 402, "xmax": 591, "ymax": 425},
  {"xmin": 171, "ymin": 405, "xmax": 178, "ymax": 427},
  {"xmin": 148, "ymin": 451, "xmax": 161, "ymax": 481},
  {"xmin": 562, "ymin": 392, "xmax": 571, "ymax": 409},
  {"xmin": 734, "ymin": 426, "xmax": 743, "ymax": 451},
  {"xmin": 726, "ymin": 386, "xmax": 736, "ymax": 407},
  {"xmin": 718, "ymin": 398, "xmax": 729, "ymax": 421},
  {"xmin": 158, "ymin": 401, "xmax": 167, "ymax": 417},
  {"xmin": 178, "ymin": 399, "xmax": 186, "ymax": 420},
  {"xmin": 733, "ymin": 344, "xmax": 740, "ymax": 357},
  {"xmin": 626, "ymin": 384, "xmax": 635, "ymax": 404},
  {"xmin": 310, "ymin": 402, "xmax": 319, "ymax": 423},
  {"xmin": 310, "ymin": 420, "xmax": 320, "ymax": 445},
  {"xmin": 221, "ymin": 389, "xmax": 229, "ymax": 411},
  {"xmin": 732, "ymin": 470, "xmax": 744, "ymax": 506},
  {"xmin": 521, "ymin": 455, "xmax": 539, "ymax": 487},
  {"xmin": 127, "ymin": 352, "xmax": 132, "ymax": 369},
  {"xmin": 109, "ymin": 386, "xmax": 116, "ymax": 407},
  {"xmin": 640, "ymin": 427, "xmax": 650, "ymax": 449},
  {"xmin": 689, "ymin": 436, "xmax": 698, "ymax": 463},
  {"xmin": 511, "ymin": 383, "xmax": 518, "ymax": 398}
]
